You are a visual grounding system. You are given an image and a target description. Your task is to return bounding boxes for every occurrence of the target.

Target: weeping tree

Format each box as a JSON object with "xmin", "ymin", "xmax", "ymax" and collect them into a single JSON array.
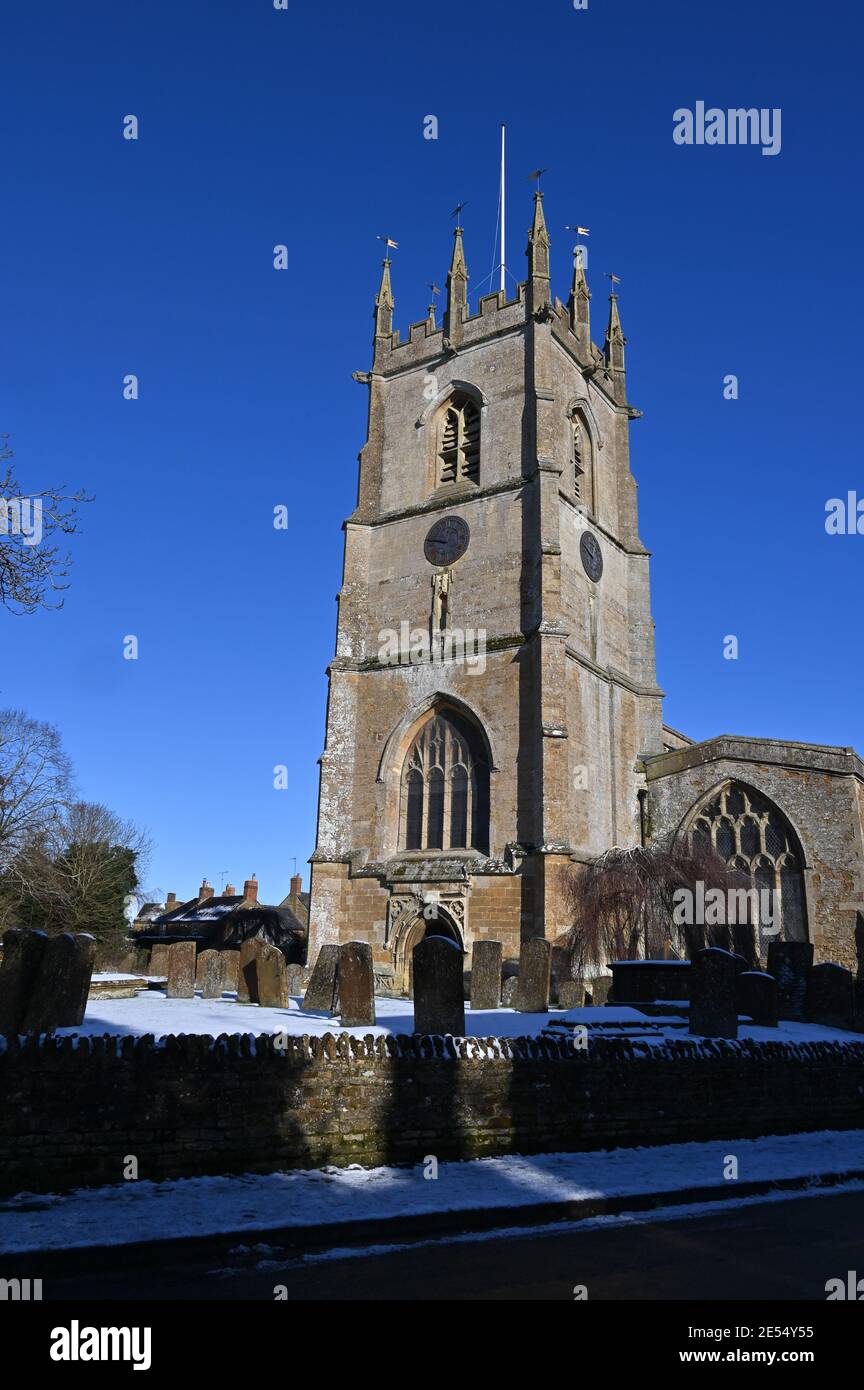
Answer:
[{"xmin": 564, "ymin": 842, "xmax": 757, "ymax": 977}]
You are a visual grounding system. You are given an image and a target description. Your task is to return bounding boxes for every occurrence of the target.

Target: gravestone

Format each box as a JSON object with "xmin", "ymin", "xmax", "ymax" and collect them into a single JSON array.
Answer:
[
  {"xmin": 737, "ymin": 970, "xmax": 778, "ymax": 1027},
  {"xmin": 588, "ymin": 975, "xmax": 612, "ymax": 1007},
  {"xmin": 550, "ymin": 946, "xmax": 571, "ymax": 1006},
  {"xmin": 689, "ymin": 947, "xmax": 738, "ymax": 1039},
  {"xmin": 470, "ymin": 940, "xmax": 502, "ymax": 1011},
  {"xmin": 165, "ymin": 941, "xmax": 196, "ymax": 999},
  {"xmin": 557, "ymin": 979, "xmax": 585, "ymax": 1010},
  {"xmin": 285, "ymin": 964, "xmax": 305, "ymax": 996},
  {"xmin": 501, "ymin": 975, "xmax": 518, "ymax": 1007},
  {"xmin": 301, "ymin": 943, "xmax": 340, "ymax": 1013},
  {"xmin": 149, "ymin": 943, "xmax": 170, "ymax": 978},
  {"xmin": 256, "ymin": 942, "xmax": 291, "ymax": 1008},
  {"xmin": 197, "ymin": 950, "xmax": 225, "ymax": 1000},
  {"xmin": 0, "ymin": 929, "xmax": 48, "ymax": 1035},
  {"xmin": 731, "ymin": 921, "xmax": 758, "ymax": 968},
  {"xmin": 413, "ymin": 936, "xmax": 465, "ymax": 1036},
  {"xmin": 339, "ymin": 941, "xmax": 376, "ymax": 1027},
  {"xmin": 21, "ymin": 934, "xmax": 88, "ymax": 1034},
  {"xmin": 221, "ymin": 952, "xmax": 240, "ymax": 995},
  {"xmin": 237, "ymin": 938, "xmax": 265, "ymax": 1003},
  {"xmin": 806, "ymin": 962, "xmax": 855, "ymax": 1029},
  {"xmin": 767, "ymin": 941, "xmax": 814, "ymax": 1020},
  {"xmin": 56, "ymin": 934, "xmax": 96, "ymax": 1027},
  {"xmin": 514, "ymin": 938, "xmax": 552, "ymax": 1013}
]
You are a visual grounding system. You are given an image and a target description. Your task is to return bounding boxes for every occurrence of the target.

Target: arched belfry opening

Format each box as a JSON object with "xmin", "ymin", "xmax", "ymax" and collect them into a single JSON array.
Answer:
[
  {"xmin": 681, "ymin": 781, "xmax": 809, "ymax": 944},
  {"xmin": 398, "ymin": 708, "xmax": 490, "ymax": 856}
]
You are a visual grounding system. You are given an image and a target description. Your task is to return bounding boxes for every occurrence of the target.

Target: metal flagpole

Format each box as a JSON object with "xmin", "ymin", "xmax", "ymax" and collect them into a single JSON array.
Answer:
[{"xmin": 500, "ymin": 123, "xmax": 506, "ymax": 294}]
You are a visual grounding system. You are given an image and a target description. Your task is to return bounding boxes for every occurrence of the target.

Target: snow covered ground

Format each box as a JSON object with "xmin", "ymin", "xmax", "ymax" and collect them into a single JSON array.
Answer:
[
  {"xmin": 54, "ymin": 990, "xmax": 864, "ymax": 1044},
  {"xmin": 0, "ymin": 1130, "xmax": 861, "ymax": 1255}
]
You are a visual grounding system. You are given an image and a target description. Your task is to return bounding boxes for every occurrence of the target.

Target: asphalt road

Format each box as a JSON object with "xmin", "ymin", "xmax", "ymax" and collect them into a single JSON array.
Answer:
[{"xmin": 11, "ymin": 1188, "xmax": 864, "ymax": 1301}]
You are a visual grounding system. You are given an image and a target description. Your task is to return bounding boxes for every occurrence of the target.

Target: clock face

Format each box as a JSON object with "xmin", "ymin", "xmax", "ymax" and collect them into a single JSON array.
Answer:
[
  {"xmin": 424, "ymin": 516, "xmax": 470, "ymax": 567},
  {"xmin": 580, "ymin": 530, "xmax": 603, "ymax": 583}
]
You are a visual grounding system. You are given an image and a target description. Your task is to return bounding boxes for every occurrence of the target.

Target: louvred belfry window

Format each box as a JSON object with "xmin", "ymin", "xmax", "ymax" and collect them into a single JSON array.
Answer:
[
  {"xmin": 570, "ymin": 409, "xmax": 593, "ymax": 508},
  {"xmin": 438, "ymin": 398, "xmax": 480, "ymax": 486},
  {"xmin": 399, "ymin": 711, "xmax": 489, "ymax": 855}
]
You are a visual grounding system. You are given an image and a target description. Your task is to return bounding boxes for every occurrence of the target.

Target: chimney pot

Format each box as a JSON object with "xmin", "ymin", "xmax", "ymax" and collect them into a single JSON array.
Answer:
[
  {"xmin": 290, "ymin": 874, "xmax": 303, "ymax": 899},
  {"xmin": 225, "ymin": 883, "xmax": 237, "ymax": 898},
  {"xmin": 199, "ymin": 879, "xmax": 215, "ymax": 902},
  {"xmin": 243, "ymin": 876, "xmax": 258, "ymax": 904}
]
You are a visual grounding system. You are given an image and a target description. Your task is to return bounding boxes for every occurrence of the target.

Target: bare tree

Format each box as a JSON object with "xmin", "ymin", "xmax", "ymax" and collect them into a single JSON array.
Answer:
[
  {"xmin": 564, "ymin": 842, "xmax": 755, "ymax": 975},
  {"xmin": 0, "ymin": 708, "xmax": 74, "ymax": 877},
  {"xmin": 0, "ymin": 436, "xmax": 92, "ymax": 614}
]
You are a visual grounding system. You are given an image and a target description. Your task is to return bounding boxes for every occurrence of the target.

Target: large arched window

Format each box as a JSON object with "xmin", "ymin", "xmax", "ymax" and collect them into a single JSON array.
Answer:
[
  {"xmin": 399, "ymin": 710, "xmax": 489, "ymax": 854},
  {"xmin": 437, "ymin": 395, "xmax": 480, "ymax": 487},
  {"xmin": 569, "ymin": 408, "xmax": 594, "ymax": 509},
  {"xmin": 684, "ymin": 781, "xmax": 808, "ymax": 943}
]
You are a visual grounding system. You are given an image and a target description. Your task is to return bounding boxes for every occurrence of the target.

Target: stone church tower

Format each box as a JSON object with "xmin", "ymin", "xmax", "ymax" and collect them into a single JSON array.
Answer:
[{"xmin": 307, "ymin": 194, "xmax": 671, "ymax": 991}]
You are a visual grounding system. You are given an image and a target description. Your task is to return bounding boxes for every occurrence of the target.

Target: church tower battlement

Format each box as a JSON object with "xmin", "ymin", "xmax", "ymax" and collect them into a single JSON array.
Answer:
[{"xmin": 308, "ymin": 193, "xmax": 667, "ymax": 990}]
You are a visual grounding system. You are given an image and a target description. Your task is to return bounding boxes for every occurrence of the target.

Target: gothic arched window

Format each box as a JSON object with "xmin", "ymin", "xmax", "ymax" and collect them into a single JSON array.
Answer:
[
  {"xmin": 570, "ymin": 409, "xmax": 594, "ymax": 508},
  {"xmin": 438, "ymin": 396, "xmax": 480, "ymax": 486},
  {"xmin": 684, "ymin": 782, "xmax": 808, "ymax": 944},
  {"xmin": 399, "ymin": 710, "xmax": 490, "ymax": 854}
]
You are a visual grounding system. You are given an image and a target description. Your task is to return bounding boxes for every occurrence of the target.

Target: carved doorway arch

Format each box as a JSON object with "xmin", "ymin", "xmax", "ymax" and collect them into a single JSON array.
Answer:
[{"xmin": 394, "ymin": 905, "xmax": 463, "ymax": 997}]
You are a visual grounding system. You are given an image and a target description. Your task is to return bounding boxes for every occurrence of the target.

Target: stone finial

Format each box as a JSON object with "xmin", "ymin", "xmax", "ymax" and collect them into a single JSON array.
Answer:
[
  {"xmin": 444, "ymin": 225, "xmax": 469, "ymax": 340},
  {"xmin": 374, "ymin": 257, "xmax": 395, "ymax": 339},
  {"xmin": 568, "ymin": 251, "xmax": 591, "ymax": 342},
  {"xmin": 604, "ymin": 293, "xmax": 626, "ymax": 373},
  {"xmin": 526, "ymin": 190, "xmax": 551, "ymax": 283}
]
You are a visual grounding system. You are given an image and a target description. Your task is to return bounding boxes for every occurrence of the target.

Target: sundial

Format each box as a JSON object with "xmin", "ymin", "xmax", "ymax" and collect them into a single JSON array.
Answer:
[
  {"xmin": 424, "ymin": 515, "xmax": 470, "ymax": 567},
  {"xmin": 580, "ymin": 530, "xmax": 603, "ymax": 583}
]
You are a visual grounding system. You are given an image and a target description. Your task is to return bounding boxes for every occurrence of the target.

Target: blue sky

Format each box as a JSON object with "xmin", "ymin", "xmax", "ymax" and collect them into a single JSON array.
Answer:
[{"xmin": 1, "ymin": 0, "xmax": 861, "ymax": 903}]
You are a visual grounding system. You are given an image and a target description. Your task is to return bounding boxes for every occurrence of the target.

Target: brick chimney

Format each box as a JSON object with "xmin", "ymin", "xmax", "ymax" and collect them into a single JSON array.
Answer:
[
  {"xmin": 199, "ymin": 879, "xmax": 214, "ymax": 902},
  {"xmin": 290, "ymin": 874, "xmax": 303, "ymax": 901},
  {"xmin": 224, "ymin": 883, "xmax": 237, "ymax": 897},
  {"xmin": 166, "ymin": 892, "xmax": 177, "ymax": 907},
  {"xmin": 243, "ymin": 875, "xmax": 258, "ymax": 904}
]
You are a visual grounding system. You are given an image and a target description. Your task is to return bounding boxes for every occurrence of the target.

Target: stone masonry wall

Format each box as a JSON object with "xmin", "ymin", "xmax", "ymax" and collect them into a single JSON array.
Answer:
[{"xmin": 2, "ymin": 1031, "xmax": 863, "ymax": 1197}]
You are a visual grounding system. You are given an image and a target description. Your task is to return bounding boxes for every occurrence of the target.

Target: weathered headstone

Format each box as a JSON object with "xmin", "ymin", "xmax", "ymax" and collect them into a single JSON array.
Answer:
[
  {"xmin": 557, "ymin": 979, "xmax": 585, "ymax": 1010},
  {"xmin": 256, "ymin": 942, "xmax": 291, "ymax": 1008},
  {"xmin": 501, "ymin": 975, "xmax": 518, "ymax": 1006},
  {"xmin": 767, "ymin": 941, "xmax": 814, "ymax": 1020},
  {"xmin": 301, "ymin": 943, "xmax": 340, "ymax": 1013},
  {"xmin": 197, "ymin": 949, "xmax": 225, "ymax": 999},
  {"xmin": 588, "ymin": 975, "xmax": 612, "ymax": 1007},
  {"xmin": 149, "ymin": 943, "xmax": 170, "ymax": 978},
  {"xmin": 165, "ymin": 941, "xmax": 196, "ymax": 999},
  {"xmin": 221, "ymin": 952, "xmax": 240, "ymax": 995},
  {"xmin": 413, "ymin": 935, "xmax": 465, "ymax": 1035},
  {"xmin": 470, "ymin": 940, "xmax": 502, "ymax": 1011},
  {"xmin": 514, "ymin": 938, "xmax": 552, "ymax": 1013},
  {"xmin": 56, "ymin": 933, "xmax": 96, "ymax": 1027},
  {"xmin": 806, "ymin": 962, "xmax": 855, "ymax": 1029},
  {"xmin": 550, "ymin": 945, "xmax": 571, "ymax": 1006},
  {"xmin": 237, "ymin": 938, "xmax": 265, "ymax": 1004},
  {"xmin": 21, "ymin": 934, "xmax": 85, "ymax": 1034},
  {"xmin": 737, "ymin": 970, "xmax": 778, "ymax": 1027},
  {"xmin": 731, "ymin": 921, "xmax": 758, "ymax": 969},
  {"xmin": 689, "ymin": 947, "xmax": 738, "ymax": 1039},
  {"xmin": 285, "ymin": 963, "xmax": 305, "ymax": 996},
  {"xmin": 0, "ymin": 929, "xmax": 49, "ymax": 1035},
  {"xmin": 339, "ymin": 941, "xmax": 376, "ymax": 1027}
]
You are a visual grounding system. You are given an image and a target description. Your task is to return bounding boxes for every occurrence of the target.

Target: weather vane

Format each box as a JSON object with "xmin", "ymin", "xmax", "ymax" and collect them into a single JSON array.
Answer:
[
  {"xmin": 605, "ymin": 272, "xmax": 622, "ymax": 292},
  {"xmin": 376, "ymin": 235, "xmax": 399, "ymax": 254},
  {"xmin": 450, "ymin": 201, "xmax": 468, "ymax": 226},
  {"xmin": 527, "ymin": 167, "xmax": 548, "ymax": 190},
  {"xmin": 566, "ymin": 223, "xmax": 590, "ymax": 237}
]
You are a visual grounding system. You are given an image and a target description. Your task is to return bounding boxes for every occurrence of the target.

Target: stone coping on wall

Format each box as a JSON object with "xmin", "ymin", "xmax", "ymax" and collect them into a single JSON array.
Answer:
[
  {"xmin": 2, "ymin": 1029, "xmax": 864, "ymax": 1063},
  {"xmin": 641, "ymin": 735, "xmax": 864, "ymax": 783}
]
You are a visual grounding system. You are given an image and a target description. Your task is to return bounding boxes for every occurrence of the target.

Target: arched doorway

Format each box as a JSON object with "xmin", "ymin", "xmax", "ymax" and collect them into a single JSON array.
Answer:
[{"xmin": 396, "ymin": 906, "xmax": 463, "ymax": 997}]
